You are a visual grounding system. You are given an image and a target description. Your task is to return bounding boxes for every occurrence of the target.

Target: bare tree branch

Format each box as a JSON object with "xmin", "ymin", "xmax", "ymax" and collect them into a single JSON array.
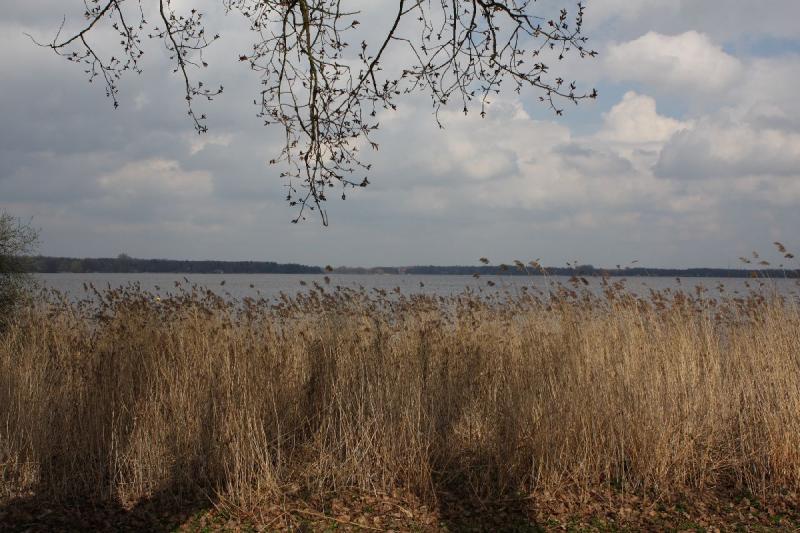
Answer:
[{"xmin": 31, "ymin": 0, "xmax": 598, "ymax": 224}]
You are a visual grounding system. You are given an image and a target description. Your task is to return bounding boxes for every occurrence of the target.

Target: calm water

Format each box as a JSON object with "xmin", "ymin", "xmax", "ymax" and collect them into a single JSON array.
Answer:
[{"xmin": 35, "ymin": 273, "xmax": 800, "ymax": 302}]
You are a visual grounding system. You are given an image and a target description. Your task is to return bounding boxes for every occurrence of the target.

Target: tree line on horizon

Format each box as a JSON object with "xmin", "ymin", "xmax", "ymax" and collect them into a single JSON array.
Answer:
[
  {"xmin": 29, "ymin": 256, "xmax": 322, "ymax": 275},
  {"xmin": 25, "ymin": 256, "xmax": 800, "ymax": 278}
]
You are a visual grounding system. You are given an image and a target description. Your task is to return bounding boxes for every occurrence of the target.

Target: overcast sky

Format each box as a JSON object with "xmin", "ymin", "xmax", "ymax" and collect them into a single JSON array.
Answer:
[{"xmin": 2, "ymin": 1, "xmax": 799, "ymax": 268}]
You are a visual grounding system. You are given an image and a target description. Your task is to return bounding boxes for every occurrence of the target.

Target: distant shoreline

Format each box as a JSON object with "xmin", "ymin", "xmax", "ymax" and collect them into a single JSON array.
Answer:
[{"xmin": 27, "ymin": 256, "xmax": 800, "ymax": 278}]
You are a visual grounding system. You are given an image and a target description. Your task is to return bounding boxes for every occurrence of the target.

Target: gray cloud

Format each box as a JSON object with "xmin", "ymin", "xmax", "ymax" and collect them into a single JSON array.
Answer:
[
  {"xmin": 554, "ymin": 144, "xmax": 635, "ymax": 177},
  {"xmin": 655, "ymin": 119, "xmax": 800, "ymax": 180}
]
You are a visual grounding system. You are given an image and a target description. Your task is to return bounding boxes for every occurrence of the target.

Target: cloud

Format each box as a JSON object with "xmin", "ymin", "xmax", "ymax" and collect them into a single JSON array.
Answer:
[
  {"xmin": 655, "ymin": 118, "xmax": 800, "ymax": 180},
  {"xmin": 605, "ymin": 31, "xmax": 743, "ymax": 93},
  {"xmin": 420, "ymin": 99, "xmax": 567, "ymax": 183},
  {"xmin": 554, "ymin": 144, "xmax": 635, "ymax": 177},
  {"xmin": 597, "ymin": 91, "xmax": 690, "ymax": 144},
  {"xmin": 98, "ymin": 159, "xmax": 214, "ymax": 199},
  {"xmin": 734, "ymin": 55, "xmax": 800, "ymax": 124},
  {"xmin": 743, "ymin": 102, "xmax": 800, "ymax": 132},
  {"xmin": 364, "ymin": 93, "xmax": 675, "ymax": 218}
]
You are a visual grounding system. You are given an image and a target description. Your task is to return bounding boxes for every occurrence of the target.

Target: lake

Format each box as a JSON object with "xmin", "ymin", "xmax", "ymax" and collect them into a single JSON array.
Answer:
[{"xmin": 35, "ymin": 273, "xmax": 800, "ymax": 302}]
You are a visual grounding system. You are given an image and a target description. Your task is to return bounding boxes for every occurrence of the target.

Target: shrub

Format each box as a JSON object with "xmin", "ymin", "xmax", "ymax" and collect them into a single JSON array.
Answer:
[{"xmin": 0, "ymin": 211, "xmax": 38, "ymax": 322}]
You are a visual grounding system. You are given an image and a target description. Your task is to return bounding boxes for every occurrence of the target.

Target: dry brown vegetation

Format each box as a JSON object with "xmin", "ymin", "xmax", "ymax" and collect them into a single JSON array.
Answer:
[{"xmin": 1, "ymin": 276, "xmax": 800, "ymax": 530}]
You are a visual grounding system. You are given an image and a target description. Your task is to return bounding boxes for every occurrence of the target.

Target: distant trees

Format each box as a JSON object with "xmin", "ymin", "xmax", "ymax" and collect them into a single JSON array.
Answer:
[
  {"xmin": 28, "ymin": 256, "xmax": 321, "ymax": 274},
  {"xmin": 32, "ymin": 0, "xmax": 597, "ymax": 224},
  {"xmin": 0, "ymin": 211, "xmax": 38, "ymax": 321}
]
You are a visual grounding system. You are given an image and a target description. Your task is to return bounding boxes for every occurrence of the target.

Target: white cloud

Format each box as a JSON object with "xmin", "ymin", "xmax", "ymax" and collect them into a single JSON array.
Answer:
[
  {"xmin": 368, "ymin": 93, "xmax": 680, "ymax": 217},
  {"xmin": 605, "ymin": 31, "xmax": 742, "ymax": 93},
  {"xmin": 598, "ymin": 91, "xmax": 690, "ymax": 144},
  {"xmin": 422, "ymin": 100, "xmax": 568, "ymax": 182}
]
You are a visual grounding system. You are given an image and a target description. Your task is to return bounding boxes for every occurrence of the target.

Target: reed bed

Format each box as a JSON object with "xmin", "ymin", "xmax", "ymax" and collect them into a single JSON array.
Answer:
[{"xmin": 1, "ymin": 277, "xmax": 799, "ymax": 512}]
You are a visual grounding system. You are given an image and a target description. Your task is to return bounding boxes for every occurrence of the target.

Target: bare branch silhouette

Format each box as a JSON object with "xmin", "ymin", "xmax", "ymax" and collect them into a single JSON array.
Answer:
[{"xmin": 32, "ymin": 0, "xmax": 597, "ymax": 224}]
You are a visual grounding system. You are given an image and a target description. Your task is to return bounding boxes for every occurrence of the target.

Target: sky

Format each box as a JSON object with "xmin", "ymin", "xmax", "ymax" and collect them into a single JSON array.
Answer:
[{"xmin": 1, "ymin": 0, "xmax": 799, "ymax": 268}]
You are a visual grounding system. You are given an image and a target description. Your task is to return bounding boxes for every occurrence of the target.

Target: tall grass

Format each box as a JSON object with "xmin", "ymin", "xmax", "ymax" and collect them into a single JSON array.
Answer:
[{"xmin": 1, "ymin": 279, "xmax": 799, "ymax": 510}]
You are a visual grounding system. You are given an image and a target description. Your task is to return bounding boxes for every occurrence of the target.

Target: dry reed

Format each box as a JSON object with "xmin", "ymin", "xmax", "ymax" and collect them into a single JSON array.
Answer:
[{"xmin": 1, "ymin": 278, "xmax": 799, "ymax": 511}]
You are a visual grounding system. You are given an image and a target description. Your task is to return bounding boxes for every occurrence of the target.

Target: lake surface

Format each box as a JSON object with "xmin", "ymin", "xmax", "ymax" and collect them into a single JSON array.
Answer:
[{"xmin": 35, "ymin": 273, "xmax": 800, "ymax": 302}]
